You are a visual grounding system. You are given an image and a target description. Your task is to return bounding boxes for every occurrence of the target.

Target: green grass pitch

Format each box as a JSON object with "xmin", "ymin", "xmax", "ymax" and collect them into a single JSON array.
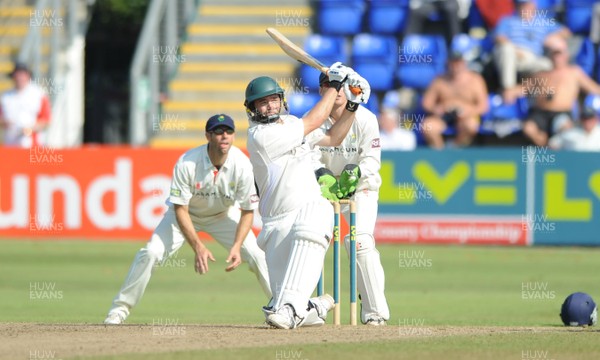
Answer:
[{"xmin": 1, "ymin": 239, "xmax": 599, "ymax": 359}]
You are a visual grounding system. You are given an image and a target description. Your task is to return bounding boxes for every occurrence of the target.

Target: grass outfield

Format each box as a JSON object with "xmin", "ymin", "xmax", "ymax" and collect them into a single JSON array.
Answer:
[{"xmin": 1, "ymin": 240, "xmax": 599, "ymax": 359}]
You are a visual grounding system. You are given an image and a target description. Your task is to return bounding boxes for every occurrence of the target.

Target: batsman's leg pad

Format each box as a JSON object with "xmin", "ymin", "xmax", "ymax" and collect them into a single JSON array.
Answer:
[
  {"xmin": 344, "ymin": 232, "xmax": 390, "ymax": 322},
  {"xmin": 300, "ymin": 308, "xmax": 326, "ymax": 327}
]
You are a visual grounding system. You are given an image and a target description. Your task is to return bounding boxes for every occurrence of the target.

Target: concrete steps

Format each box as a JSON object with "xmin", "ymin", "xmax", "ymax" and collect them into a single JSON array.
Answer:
[{"xmin": 150, "ymin": 0, "xmax": 313, "ymax": 148}]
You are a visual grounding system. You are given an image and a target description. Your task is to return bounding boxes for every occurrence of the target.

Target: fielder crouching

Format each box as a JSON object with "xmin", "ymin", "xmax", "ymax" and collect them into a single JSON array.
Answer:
[
  {"xmin": 245, "ymin": 63, "xmax": 370, "ymax": 329},
  {"xmin": 103, "ymin": 114, "xmax": 271, "ymax": 325},
  {"xmin": 307, "ymin": 72, "xmax": 390, "ymax": 326}
]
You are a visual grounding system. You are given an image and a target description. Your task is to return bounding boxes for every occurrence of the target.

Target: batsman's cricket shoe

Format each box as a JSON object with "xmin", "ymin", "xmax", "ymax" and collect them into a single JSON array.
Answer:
[
  {"xmin": 364, "ymin": 316, "xmax": 387, "ymax": 326},
  {"xmin": 266, "ymin": 304, "xmax": 303, "ymax": 330},
  {"xmin": 104, "ymin": 312, "xmax": 126, "ymax": 325},
  {"xmin": 310, "ymin": 294, "xmax": 335, "ymax": 320}
]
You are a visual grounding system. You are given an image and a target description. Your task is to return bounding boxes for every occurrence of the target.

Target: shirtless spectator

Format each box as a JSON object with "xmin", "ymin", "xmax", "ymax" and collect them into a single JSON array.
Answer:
[
  {"xmin": 505, "ymin": 38, "xmax": 600, "ymax": 146},
  {"xmin": 421, "ymin": 52, "xmax": 489, "ymax": 149}
]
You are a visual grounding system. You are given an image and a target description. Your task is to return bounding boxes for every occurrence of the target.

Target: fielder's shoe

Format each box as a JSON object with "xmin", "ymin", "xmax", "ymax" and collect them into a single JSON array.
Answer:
[
  {"xmin": 266, "ymin": 304, "xmax": 302, "ymax": 330},
  {"xmin": 310, "ymin": 294, "xmax": 335, "ymax": 320},
  {"xmin": 364, "ymin": 316, "xmax": 387, "ymax": 326},
  {"xmin": 104, "ymin": 312, "xmax": 125, "ymax": 325}
]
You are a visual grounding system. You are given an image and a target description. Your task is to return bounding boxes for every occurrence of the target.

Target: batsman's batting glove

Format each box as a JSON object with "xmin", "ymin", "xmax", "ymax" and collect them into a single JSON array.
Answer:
[
  {"xmin": 338, "ymin": 164, "xmax": 361, "ymax": 199},
  {"xmin": 344, "ymin": 73, "xmax": 371, "ymax": 112},
  {"xmin": 327, "ymin": 62, "xmax": 352, "ymax": 92},
  {"xmin": 315, "ymin": 167, "xmax": 340, "ymax": 202}
]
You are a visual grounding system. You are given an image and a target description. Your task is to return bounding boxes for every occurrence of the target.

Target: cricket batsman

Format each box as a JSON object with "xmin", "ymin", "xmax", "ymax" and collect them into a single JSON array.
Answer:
[
  {"xmin": 307, "ymin": 72, "xmax": 390, "ymax": 326},
  {"xmin": 244, "ymin": 62, "xmax": 371, "ymax": 329}
]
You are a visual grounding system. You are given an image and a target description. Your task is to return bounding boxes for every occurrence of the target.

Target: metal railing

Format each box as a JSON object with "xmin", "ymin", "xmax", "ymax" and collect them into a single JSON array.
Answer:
[{"xmin": 129, "ymin": 0, "xmax": 198, "ymax": 146}]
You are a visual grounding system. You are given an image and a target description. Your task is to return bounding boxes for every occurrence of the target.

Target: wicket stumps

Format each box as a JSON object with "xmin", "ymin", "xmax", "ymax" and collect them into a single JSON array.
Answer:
[{"xmin": 317, "ymin": 199, "xmax": 357, "ymax": 326}]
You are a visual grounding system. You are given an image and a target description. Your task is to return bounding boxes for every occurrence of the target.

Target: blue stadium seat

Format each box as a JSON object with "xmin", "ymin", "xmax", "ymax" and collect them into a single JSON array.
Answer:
[
  {"xmin": 576, "ymin": 37, "xmax": 595, "ymax": 77},
  {"xmin": 396, "ymin": 34, "xmax": 447, "ymax": 90},
  {"xmin": 536, "ymin": 0, "xmax": 561, "ymax": 17},
  {"xmin": 352, "ymin": 34, "xmax": 398, "ymax": 91},
  {"xmin": 362, "ymin": 92, "xmax": 380, "ymax": 117},
  {"xmin": 466, "ymin": 0, "xmax": 486, "ymax": 30},
  {"xmin": 317, "ymin": 0, "xmax": 366, "ymax": 35},
  {"xmin": 480, "ymin": 94, "xmax": 529, "ymax": 136},
  {"xmin": 368, "ymin": 0, "xmax": 409, "ymax": 34},
  {"xmin": 286, "ymin": 92, "xmax": 321, "ymax": 118},
  {"xmin": 299, "ymin": 35, "xmax": 347, "ymax": 91},
  {"xmin": 564, "ymin": 0, "xmax": 597, "ymax": 34}
]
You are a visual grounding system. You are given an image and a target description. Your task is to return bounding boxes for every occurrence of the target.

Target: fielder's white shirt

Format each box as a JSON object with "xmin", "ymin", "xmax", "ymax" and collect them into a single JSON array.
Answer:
[
  {"xmin": 549, "ymin": 125, "xmax": 600, "ymax": 151},
  {"xmin": 307, "ymin": 106, "xmax": 382, "ymax": 192},
  {"xmin": 1, "ymin": 83, "xmax": 49, "ymax": 147},
  {"xmin": 168, "ymin": 145, "xmax": 258, "ymax": 223},
  {"xmin": 247, "ymin": 115, "xmax": 323, "ymax": 217}
]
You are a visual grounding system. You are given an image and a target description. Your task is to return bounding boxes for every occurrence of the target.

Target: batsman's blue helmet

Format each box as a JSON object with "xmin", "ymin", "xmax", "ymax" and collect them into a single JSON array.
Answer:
[{"xmin": 560, "ymin": 292, "xmax": 597, "ymax": 326}]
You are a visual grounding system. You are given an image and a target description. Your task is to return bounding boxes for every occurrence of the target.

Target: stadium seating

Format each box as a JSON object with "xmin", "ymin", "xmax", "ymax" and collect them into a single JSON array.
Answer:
[
  {"xmin": 362, "ymin": 92, "xmax": 380, "ymax": 116},
  {"xmin": 396, "ymin": 34, "xmax": 447, "ymax": 90},
  {"xmin": 351, "ymin": 34, "xmax": 398, "ymax": 91},
  {"xmin": 317, "ymin": 0, "xmax": 366, "ymax": 35},
  {"xmin": 576, "ymin": 37, "xmax": 596, "ymax": 77},
  {"xmin": 367, "ymin": 0, "xmax": 409, "ymax": 34},
  {"xmin": 299, "ymin": 35, "xmax": 347, "ymax": 91},
  {"xmin": 480, "ymin": 94, "xmax": 529, "ymax": 136},
  {"xmin": 466, "ymin": 0, "xmax": 486, "ymax": 30},
  {"xmin": 564, "ymin": 0, "xmax": 597, "ymax": 34},
  {"xmin": 286, "ymin": 91, "xmax": 321, "ymax": 118}
]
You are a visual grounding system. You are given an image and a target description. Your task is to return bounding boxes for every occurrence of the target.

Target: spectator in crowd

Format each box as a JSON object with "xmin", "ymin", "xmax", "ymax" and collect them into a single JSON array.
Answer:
[
  {"xmin": 493, "ymin": 0, "xmax": 570, "ymax": 101},
  {"xmin": 378, "ymin": 108, "xmax": 416, "ymax": 151},
  {"xmin": 406, "ymin": 0, "xmax": 461, "ymax": 46},
  {"xmin": 421, "ymin": 52, "xmax": 489, "ymax": 149},
  {"xmin": 549, "ymin": 107, "xmax": 600, "ymax": 151},
  {"xmin": 504, "ymin": 38, "xmax": 600, "ymax": 146},
  {"xmin": 0, "ymin": 62, "xmax": 51, "ymax": 147}
]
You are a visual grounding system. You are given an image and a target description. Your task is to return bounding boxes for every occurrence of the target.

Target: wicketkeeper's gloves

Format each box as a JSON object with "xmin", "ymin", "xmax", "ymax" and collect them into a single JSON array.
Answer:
[
  {"xmin": 315, "ymin": 167, "xmax": 340, "ymax": 201},
  {"xmin": 338, "ymin": 164, "xmax": 361, "ymax": 199}
]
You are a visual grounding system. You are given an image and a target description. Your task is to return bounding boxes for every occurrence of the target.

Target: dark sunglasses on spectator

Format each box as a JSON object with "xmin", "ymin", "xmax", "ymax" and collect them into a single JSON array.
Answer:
[{"xmin": 211, "ymin": 127, "xmax": 234, "ymax": 135}]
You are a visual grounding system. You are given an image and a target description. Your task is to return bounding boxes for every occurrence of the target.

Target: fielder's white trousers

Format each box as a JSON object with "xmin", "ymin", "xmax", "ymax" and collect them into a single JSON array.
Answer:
[{"xmin": 107, "ymin": 207, "xmax": 271, "ymax": 318}]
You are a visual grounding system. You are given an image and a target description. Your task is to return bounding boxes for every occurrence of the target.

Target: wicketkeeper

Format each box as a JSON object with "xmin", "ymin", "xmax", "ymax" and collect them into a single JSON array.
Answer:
[{"xmin": 307, "ymin": 72, "xmax": 390, "ymax": 326}]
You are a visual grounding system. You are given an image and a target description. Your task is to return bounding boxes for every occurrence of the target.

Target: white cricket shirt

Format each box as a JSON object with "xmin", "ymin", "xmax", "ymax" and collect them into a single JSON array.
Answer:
[
  {"xmin": 247, "ymin": 115, "xmax": 322, "ymax": 217},
  {"xmin": 1, "ymin": 83, "xmax": 50, "ymax": 147},
  {"xmin": 168, "ymin": 145, "xmax": 258, "ymax": 223}
]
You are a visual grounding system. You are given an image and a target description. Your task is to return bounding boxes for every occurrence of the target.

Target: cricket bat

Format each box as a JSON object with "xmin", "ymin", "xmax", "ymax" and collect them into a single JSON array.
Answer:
[{"xmin": 266, "ymin": 27, "xmax": 361, "ymax": 95}]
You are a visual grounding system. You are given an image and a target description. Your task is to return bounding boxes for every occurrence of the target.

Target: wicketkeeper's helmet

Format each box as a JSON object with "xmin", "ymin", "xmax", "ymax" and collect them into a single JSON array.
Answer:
[
  {"xmin": 560, "ymin": 292, "xmax": 597, "ymax": 326},
  {"xmin": 244, "ymin": 76, "xmax": 287, "ymax": 123}
]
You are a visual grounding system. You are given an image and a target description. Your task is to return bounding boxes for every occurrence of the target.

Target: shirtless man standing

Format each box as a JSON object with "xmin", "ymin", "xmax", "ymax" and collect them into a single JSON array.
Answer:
[
  {"xmin": 421, "ymin": 52, "xmax": 489, "ymax": 149},
  {"xmin": 507, "ymin": 38, "xmax": 600, "ymax": 146}
]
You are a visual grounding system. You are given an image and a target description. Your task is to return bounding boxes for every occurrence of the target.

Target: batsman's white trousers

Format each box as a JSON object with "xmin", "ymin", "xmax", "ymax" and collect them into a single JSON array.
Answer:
[
  {"xmin": 107, "ymin": 207, "xmax": 271, "ymax": 318},
  {"xmin": 258, "ymin": 198, "xmax": 333, "ymax": 319},
  {"xmin": 342, "ymin": 190, "xmax": 390, "ymax": 322}
]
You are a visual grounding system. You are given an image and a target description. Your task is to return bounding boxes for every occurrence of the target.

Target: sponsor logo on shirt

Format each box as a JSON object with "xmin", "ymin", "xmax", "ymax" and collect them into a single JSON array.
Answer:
[
  {"xmin": 250, "ymin": 194, "xmax": 259, "ymax": 203},
  {"xmin": 195, "ymin": 182, "xmax": 202, "ymax": 190},
  {"xmin": 170, "ymin": 188, "xmax": 181, "ymax": 197},
  {"xmin": 371, "ymin": 138, "xmax": 380, "ymax": 148}
]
